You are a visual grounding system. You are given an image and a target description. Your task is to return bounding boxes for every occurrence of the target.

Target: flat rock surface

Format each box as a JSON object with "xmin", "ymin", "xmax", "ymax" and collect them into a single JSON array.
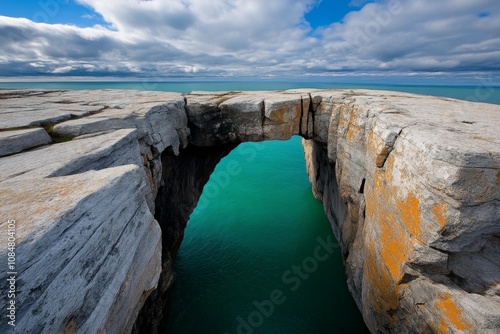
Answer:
[
  {"xmin": 0, "ymin": 128, "xmax": 140, "ymax": 182},
  {"xmin": 0, "ymin": 127, "xmax": 51, "ymax": 157}
]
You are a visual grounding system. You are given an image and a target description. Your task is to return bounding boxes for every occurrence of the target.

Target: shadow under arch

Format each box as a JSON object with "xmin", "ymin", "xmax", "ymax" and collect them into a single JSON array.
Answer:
[{"xmin": 160, "ymin": 137, "xmax": 369, "ymax": 334}]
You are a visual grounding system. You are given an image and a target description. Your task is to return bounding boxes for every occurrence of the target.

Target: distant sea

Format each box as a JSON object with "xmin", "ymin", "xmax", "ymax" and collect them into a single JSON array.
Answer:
[
  {"xmin": 1, "ymin": 81, "xmax": 499, "ymax": 105},
  {"xmin": 3, "ymin": 81, "xmax": 498, "ymax": 333}
]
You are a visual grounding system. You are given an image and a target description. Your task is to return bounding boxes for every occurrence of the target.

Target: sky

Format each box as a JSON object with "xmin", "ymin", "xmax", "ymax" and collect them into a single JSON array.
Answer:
[{"xmin": 0, "ymin": 0, "xmax": 499, "ymax": 84}]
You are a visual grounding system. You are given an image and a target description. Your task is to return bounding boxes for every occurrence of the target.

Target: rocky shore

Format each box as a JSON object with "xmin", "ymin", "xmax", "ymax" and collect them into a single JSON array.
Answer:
[{"xmin": 0, "ymin": 89, "xmax": 498, "ymax": 333}]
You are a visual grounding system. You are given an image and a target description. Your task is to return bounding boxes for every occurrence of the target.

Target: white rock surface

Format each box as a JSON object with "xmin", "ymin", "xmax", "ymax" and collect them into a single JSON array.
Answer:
[
  {"xmin": 0, "ymin": 165, "xmax": 161, "ymax": 334},
  {"xmin": 51, "ymin": 91, "xmax": 189, "ymax": 155},
  {"xmin": 0, "ymin": 128, "xmax": 52, "ymax": 157},
  {"xmin": 0, "ymin": 129, "xmax": 141, "ymax": 182}
]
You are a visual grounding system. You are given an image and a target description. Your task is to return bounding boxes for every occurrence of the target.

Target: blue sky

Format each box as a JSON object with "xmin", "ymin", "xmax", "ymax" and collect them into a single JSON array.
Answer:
[
  {"xmin": 0, "ymin": 0, "xmax": 499, "ymax": 84},
  {"xmin": 0, "ymin": 0, "xmax": 366, "ymax": 28}
]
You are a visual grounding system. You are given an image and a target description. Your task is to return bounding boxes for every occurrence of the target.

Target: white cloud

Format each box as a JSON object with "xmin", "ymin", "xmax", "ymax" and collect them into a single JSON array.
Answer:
[
  {"xmin": 52, "ymin": 66, "xmax": 74, "ymax": 73},
  {"xmin": 0, "ymin": 0, "xmax": 499, "ymax": 81}
]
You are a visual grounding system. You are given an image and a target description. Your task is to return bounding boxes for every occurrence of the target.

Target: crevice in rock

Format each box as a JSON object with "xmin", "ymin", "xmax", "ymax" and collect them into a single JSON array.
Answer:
[
  {"xmin": 379, "ymin": 126, "xmax": 406, "ymax": 169},
  {"xmin": 359, "ymin": 178, "xmax": 366, "ymax": 194},
  {"xmin": 299, "ymin": 96, "xmax": 305, "ymax": 137},
  {"xmin": 260, "ymin": 99, "xmax": 266, "ymax": 140},
  {"xmin": 399, "ymin": 272, "xmax": 419, "ymax": 285},
  {"xmin": 133, "ymin": 142, "xmax": 237, "ymax": 334},
  {"xmin": 0, "ymin": 90, "xmax": 65, "ymax": 99},
  {"xmin": 308, "ymin": 93, "xmax": 316, "ymax": 140},
  {"xmin": 43, "ymin": 124, "xmax": 77, "ymax": 143}
]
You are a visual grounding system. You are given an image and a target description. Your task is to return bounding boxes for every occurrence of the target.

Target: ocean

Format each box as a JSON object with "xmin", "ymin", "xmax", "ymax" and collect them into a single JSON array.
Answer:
[
  {"xmin": 3, "ymin": 81, "xmax": 499, "ymax": 333},
  {"xmin": 1, "ymin": 81, "xmax": 499, "ymax": 105}
]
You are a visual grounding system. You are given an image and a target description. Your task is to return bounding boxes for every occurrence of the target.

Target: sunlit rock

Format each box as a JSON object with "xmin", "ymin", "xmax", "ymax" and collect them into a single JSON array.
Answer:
[{"xmin": 0, "ymin": 89, "xmax": 498, "ymax": 333}]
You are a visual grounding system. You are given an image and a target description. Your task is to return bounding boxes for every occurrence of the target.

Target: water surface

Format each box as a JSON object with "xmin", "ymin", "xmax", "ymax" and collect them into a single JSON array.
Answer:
[{"xmin": 163, "ymin": 137, "xmax": 369, "ymax": 333}]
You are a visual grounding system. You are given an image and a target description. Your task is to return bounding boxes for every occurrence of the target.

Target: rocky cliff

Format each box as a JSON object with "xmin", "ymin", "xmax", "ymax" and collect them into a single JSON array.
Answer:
[{"xmin": 0, "ymin": 89, "xmax": 498, "ymax": 333}]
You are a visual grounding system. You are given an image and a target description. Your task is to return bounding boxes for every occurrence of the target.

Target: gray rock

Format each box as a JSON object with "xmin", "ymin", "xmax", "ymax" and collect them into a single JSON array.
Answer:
[
  {"xmin": 0, "ymin": 165, "xmax": 161, "ymax": 334},
  {"xmin": 1, "ymin": 88, "xmax": 499, "ymax": 334},
  {"xmin": 52, "ymin": 91, "xmax": 189, "ymax": 155},
  {"xmin": 0, "ymin": 129, "xmax": 141, "ymax": 182},
  {"xmin": 305, "ymin": 89, "xmax": 500, "ymax": 333},
  {"xmin": 0, "ymin": 90, "xmax": 105, "ymax": 129},
  {"xmin": 0, "ymin": 128, "xmax": 52, "ymax": 157}
]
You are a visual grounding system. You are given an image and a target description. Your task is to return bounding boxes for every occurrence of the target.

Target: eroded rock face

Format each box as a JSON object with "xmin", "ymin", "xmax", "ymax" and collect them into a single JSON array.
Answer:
[
  {"xmin": 0, "ymin": 89, "xmax": 498, "ymax": 334},
  {"xmin": 303, "ymin": 90, "xmax": 500, "ymax": 333},
  {"xmin": 0, "ymin": 166, "xmax": 161, "ymax": 334},
  {"xmin": 0, "ymin": 90, "xmax": 190, "ymax": 334}
]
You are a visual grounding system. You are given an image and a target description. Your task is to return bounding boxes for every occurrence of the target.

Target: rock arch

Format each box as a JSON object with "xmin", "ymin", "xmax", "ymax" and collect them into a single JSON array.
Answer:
[{"xmin": 0, "ymin": 89, "xmax": 498, "ymax": 333}]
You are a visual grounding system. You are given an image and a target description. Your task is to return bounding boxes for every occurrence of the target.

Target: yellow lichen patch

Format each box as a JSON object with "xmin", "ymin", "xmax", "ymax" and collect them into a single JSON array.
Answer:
[
  {"xmin": 338, "ymin": 104, "xmax": 352, "ymax": 126},
  {"xmin": 365, "ymin": 240, "xmax": 400, "ymax": 314},
  {"xmin": 367, "ymin": 128, "xmax": 391, "ymax": 168},
  {"xmin": 432, "ymin": 202, "xmax": 448, "ymax": 230},
  {"xmin": 268, "ymin": 106, "xmax": 288, "ymax": 123},
  {"xmin": 366, "ymin": 157, "xmax": 407, "ymax": 283},
  {"xmin": 434, "ymin": 292, "xmax": 472, "ymax": 332},
  {"xmin": 364, "ymin": 153, "xmax": 415, "ymax": 324},
  {"xmin": 379, "ymin": 215, "xmax": 411, "ymax": 281},
  {"xmin": 397, "ymin": 193, "xmax": 421, "ymax": 239},
  {"xmin": 346, "ymin": 110, "xmax": 362, "ymax": 142}
]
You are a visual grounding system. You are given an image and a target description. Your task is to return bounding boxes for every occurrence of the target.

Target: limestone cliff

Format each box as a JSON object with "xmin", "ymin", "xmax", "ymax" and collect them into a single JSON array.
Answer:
[
  {"xmin": 0, "ymin": 89, "xmax": 498, "ymax": 334},
  {"xmin": 301, "ymin": 91, "xmax": 500, "ymax": 333}
]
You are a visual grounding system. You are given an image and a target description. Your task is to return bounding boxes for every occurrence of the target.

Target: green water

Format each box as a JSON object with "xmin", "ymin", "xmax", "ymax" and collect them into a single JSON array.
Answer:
[{"xmin": 163, "ymin": 137, "xmax": 368, "ymax": 333}]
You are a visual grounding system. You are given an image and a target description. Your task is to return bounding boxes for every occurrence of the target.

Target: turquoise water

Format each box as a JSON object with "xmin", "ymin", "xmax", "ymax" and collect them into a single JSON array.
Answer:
[
  {"xmin": 2, "ymin": 81, "xmax": 499, "ymax": 333},
  {"xmin": 163, "ymin": 137, "xmax": 368, "ymax": 333},
  {"xmin": 1, "ymin": 81, "xmax": 499, "ymax": 104}
]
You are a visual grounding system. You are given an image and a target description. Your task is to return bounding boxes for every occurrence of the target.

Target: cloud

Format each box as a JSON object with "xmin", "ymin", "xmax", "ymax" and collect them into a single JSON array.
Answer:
[
  {"xmin": 308, "ymin": 0, "xmax": 500, "ymax": 75},
  {"xmin": 0, "ymin": 0, "xmax": 499, "ymax": 81}
]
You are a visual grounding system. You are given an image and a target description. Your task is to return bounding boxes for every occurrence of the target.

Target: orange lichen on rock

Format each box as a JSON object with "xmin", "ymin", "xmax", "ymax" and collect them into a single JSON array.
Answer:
[
  {"xmin": 379, "ymin": 216, "xmax": 411, "ymax": 282},
  {"xmin": 365, "ymin": 240, "xmax": 400, "ymax": 314},
  {"xmin": 364, "ymin": 153, "xmax": 416, "ymax": 324},
  {"xmin": 397, "ymin": 193, "xmax": 421, "ymax": 239},
  {"xmin": 267, "ymin": 106, "xmax": 288, "ymax": 123},
  {"xmin": 432, "ymin": 202, "xmax": 448, "ymax": 230},
  {"xmin": 346, "ymin": 109, "xmax": 362, "ymax": 142},
  {"xmin": 367, "ymin": 128, "xmax": 391, "ymax": 168},
  {"xmin": 434, "ymin": 293, "xmax": 472, "ymax": 332},
  {"xmin": 338, "ymin": 104, "xmax": 348, "ymax": 129}
]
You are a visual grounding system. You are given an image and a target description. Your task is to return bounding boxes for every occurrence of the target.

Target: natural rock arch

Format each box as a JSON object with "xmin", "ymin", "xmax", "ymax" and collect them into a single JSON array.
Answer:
[
  {"xmin": 0, "ymin": 89, "xmax": 498, "ymax": 333},
  {"xmin": 143, "ymin": 89, "xmax": 500, "ymax": 333}
]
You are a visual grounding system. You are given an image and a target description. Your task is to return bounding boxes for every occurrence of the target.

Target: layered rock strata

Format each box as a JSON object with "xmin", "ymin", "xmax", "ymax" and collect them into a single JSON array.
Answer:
[{"xmin": 0, "ymin": 89, "xmax": 498, "ymax": 334}]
